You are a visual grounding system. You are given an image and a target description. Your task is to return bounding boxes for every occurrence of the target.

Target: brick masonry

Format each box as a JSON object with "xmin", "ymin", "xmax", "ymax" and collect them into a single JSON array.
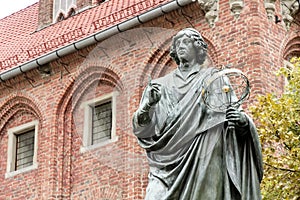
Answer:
[{"xmin": 0, "ymin": 0, "xmax": 300, "ymax": 199}]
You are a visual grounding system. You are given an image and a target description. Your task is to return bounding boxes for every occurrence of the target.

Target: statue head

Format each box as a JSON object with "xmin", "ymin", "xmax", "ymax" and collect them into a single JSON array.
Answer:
[{"xmin": 170, "ymin": 28, "xmax": 208, "ymax": 65}]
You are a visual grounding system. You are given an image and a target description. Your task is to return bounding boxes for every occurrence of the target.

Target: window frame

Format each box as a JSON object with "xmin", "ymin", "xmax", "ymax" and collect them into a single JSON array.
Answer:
[
  {"xmin": 6, "ymin": 120, "xmax": 39, "ymax": 178},
  {"xmin": 80, "ymin": 92, "xmax": 118, "ymax": 153},
  {"xmin": 53, "ymin": 0, "xmax": 77, "ymax": 22}
]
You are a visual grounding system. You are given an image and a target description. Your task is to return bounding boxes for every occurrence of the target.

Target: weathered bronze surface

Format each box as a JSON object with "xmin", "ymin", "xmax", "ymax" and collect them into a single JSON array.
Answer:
[{"xmin": 133, "ymin": 28, "xmax": 263, "ymax": 200}]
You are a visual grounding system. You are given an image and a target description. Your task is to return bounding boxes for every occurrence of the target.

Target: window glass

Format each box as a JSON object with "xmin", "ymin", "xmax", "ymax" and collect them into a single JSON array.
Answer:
[
  {"xmin": 15, "ymin": 130, "xmax": 35, "ymax": 170},
  {"xmin": 92, "ymin": 102, "xmax": 112, "ymax": 145}
]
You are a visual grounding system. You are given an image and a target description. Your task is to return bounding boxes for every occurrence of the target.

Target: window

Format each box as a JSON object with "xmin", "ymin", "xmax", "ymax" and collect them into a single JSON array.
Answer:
[
  {"xmin": 53, "ymin": 0, "xmax": 76, "ymax": 22},
  {"xmin": 6, "ymin": 121, "xmax": 38, "ymax": 178},
  {"xmin": 15, "ymin": 130, "xmax": 35, "ymax": 170},
  {"xmin": 81, "ymin": 92, "xmax": 117, "ymax": 152},
  {"xmin": 92, "ymin": 102, "xmax": 112, "ymax": 144},
  {"xmin": 69, "ymin": 8, "xmax": 76, "ymax": 17},
  {"xmin": 57, "ymin": 13, "xmax": 65, "ymax": 22}
]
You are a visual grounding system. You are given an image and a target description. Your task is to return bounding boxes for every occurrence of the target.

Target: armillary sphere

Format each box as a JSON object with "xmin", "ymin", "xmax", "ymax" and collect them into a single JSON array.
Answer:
[{"xmin": 201, "ymin": 68, "xmax": 250, "ymax": 113}]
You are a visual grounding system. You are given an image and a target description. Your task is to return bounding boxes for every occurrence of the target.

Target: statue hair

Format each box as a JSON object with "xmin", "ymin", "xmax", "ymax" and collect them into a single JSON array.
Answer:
[{"xmin": 170, "ymin": 28, "xmax": 208, "ymax": 65}]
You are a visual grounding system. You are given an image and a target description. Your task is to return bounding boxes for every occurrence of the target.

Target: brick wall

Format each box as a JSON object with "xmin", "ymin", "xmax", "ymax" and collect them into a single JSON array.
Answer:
[
  {"xmin": 77, "ymin": 0, "xmax": 93, "ymax": 10},
  {"xmin": 1, "ymin": 0, "xmax": 300, "ymax": 199}
]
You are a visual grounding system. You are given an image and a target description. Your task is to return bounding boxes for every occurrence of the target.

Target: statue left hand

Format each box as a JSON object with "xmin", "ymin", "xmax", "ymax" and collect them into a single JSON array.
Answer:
[{"xmin": 226, "ymin": 106, "xmax": 248, "ymax": 127}]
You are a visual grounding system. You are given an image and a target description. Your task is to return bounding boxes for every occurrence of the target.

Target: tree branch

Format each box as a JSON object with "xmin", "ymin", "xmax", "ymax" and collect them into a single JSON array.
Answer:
[
  {"xmin": 275, "ymin": 130, "xmax": 292, "ymax": 151},
  {"xmin": 264, "ymin": 162, "xmax": 300, "ymax": 173}
]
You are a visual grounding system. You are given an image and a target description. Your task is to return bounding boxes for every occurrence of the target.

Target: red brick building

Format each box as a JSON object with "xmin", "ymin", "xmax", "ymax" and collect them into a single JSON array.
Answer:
[{"xmin": 0, "ymin": 0, "xmax": 299, "ymax": 199}]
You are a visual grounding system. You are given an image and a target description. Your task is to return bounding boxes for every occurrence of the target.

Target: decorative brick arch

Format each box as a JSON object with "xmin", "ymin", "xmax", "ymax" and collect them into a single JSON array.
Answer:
[
  {"xmin": 55, "ymin": 65, "xmax": 124, "ymax": 120},
  {"xmin": 78, "ymin": 61, "xmax": 124, "ymax": 91},
  {"xmin": 51, "ymin": 65, "xmax": 123, "ymax": 198},
  {"xmin": 0, "ymin": 94, "xmax": 44, "ymax": 199},
  {"xmin": 204, "ymin": 37, "xmax": 220, "ymax": 67},
  {"xmin": 142, "ymin": 37, "xmax": 175, "ymax": 82},
  {"xmin": 0, "ymin": 94, "xmax": 43, "ymax": 136},
  {"xmin": 72, "ymin": 66, "xmax": 124, "ymax": 107},
  {"xmin": 283, "ymin": 35, "xmax": 300, "ymax": 59}
]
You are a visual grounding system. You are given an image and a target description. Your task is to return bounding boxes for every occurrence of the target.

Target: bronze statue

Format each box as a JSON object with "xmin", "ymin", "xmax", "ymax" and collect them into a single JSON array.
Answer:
[{"xmin": 133, "ymin": 28, "xmax": 263, "ymax": 200}]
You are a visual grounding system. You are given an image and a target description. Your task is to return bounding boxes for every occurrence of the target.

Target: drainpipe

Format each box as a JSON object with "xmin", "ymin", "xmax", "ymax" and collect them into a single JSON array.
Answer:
[{"xmin": 0, "ymin": 0, "xmax": 194, "ymax": 81}]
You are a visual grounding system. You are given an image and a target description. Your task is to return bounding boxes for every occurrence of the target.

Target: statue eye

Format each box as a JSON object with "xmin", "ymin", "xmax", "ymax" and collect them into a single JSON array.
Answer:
[{"xmin": 183, "ymin": 38, "xmax": 193, "ymax": 45}]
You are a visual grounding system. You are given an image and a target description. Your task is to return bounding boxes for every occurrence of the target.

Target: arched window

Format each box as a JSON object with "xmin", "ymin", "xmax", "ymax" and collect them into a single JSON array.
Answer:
[
  {"xmin": 53, "ymin": 0, "xmax": 76, "ymax": 22},
  {"xmin": 69, "ymin": 8, "xmax": 76, "ymax": 17},
  {"xmin": 57, "ymin": 12, "xmax": 65, "ymax": 22}
]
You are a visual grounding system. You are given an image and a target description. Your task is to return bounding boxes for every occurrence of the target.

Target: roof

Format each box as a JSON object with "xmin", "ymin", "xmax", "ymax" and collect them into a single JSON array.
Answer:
[{"xmin": 0, "ymin": 0, "xmax": 172, "ymax": 74}]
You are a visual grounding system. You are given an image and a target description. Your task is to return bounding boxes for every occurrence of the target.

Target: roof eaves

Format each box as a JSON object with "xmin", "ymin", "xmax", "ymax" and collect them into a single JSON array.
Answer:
[{"xmin": 0, "ymin": 0, "xmax": 194, "ymax": 81}]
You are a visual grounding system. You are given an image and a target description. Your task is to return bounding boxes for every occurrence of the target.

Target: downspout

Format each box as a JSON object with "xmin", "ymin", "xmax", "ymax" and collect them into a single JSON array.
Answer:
[{"xmin": 0, "ymin": 0, "xmax": 194, "ymax": 81}]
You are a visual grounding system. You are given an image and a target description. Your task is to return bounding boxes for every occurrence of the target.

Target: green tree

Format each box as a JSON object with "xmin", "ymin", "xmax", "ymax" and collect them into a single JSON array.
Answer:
[{"xmin": 250, "ymin": 57, "xmax": 300, "ymax": 199}]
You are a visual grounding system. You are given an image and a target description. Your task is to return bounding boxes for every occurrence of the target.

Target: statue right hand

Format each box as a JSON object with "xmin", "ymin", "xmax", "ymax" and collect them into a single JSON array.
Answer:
[
  {"xmin": 145, "ymin": 82, "xmax": 162, "ymax": 108},
  {"xmin": 136, "ymin": 83, "xmax": 162, "ymax": 126}
]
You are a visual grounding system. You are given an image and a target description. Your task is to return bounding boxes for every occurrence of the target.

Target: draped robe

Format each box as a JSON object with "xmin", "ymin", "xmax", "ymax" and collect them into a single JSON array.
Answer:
[{"xmin": 133, "ymin": 66, "xmax": 263, "ymax": 200}]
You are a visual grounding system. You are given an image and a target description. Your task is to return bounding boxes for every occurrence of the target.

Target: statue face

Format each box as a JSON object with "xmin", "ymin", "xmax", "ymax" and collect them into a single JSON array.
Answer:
[{"xmin": 175, "ymin": 34, "xmax": 197, "ymax": 64}]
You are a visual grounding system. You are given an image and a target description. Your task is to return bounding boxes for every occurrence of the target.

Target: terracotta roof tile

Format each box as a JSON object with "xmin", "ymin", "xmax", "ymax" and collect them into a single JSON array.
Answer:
[{"xmin": 0, "ymin": 0, "xmax": 172, "ymax": 73}]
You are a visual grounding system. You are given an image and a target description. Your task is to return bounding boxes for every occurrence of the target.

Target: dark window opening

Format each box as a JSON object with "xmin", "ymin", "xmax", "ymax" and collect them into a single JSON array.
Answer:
[
  {"xmin": 69, "ymin": 8, "xmax": 76, "ymax": 17},
  {"xmin": 15, "ymin": 130, "xmax": 35, "ymax": 170},
  {"xmin": 91, "ymin": 101, "xmax": 112, "ymax": 145},
  {"xmin": 57, "ymin": 13, "xmax": 65, "ymax": 21}
]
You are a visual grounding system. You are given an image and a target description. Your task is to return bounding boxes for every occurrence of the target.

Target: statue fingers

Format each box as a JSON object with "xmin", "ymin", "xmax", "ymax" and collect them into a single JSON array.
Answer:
[
  {"xmin": 150, "ymin": 91, "xmax": 161, "ymax": 104},
  {"xmin": 226, "ymin": 111, "xmax": 240, "ymax": 121},
  {"xmin": 148, "ymin": 88, "xmax": 161, "ymax": 106},
  {"xmin": 226, "ymin": 111, "xmax": 247, "ymax": 126}
]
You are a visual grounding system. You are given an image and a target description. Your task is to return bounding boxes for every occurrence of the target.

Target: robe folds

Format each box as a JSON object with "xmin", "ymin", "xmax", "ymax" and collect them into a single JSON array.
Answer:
[{"xmin": 133, "ymin": 67, "xmax": 263, "ymax": 200}]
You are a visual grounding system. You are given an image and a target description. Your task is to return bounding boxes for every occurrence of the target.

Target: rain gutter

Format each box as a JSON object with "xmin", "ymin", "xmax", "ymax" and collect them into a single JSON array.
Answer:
[{"xmin": 0, "ymin": 0, "xmax": 194, "ymax": 81}]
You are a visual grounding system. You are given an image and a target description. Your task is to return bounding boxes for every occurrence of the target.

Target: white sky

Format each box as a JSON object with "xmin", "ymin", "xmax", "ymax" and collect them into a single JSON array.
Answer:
[{"xmin": 0, "ymin": 0, "xmax": 38, "ymax": 19}]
